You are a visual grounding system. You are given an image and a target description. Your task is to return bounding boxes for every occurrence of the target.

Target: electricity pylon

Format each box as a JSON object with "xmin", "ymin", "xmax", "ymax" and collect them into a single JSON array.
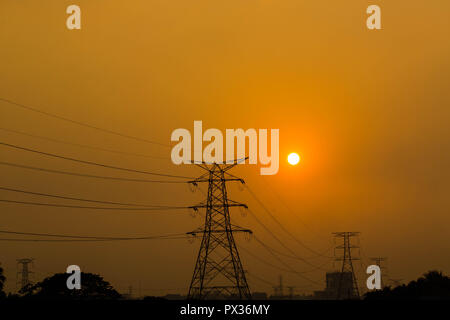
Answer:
[
  {"xmin": 187, "ymin": 160, "xmax": 252, "ymax": 300},
  {"xmin": 16, "ymin": 258, "xmax": 34, "ymax": 291},
  {"xmin": 272, "ymin": 275, "xmax": 284, "ymax": 297},
  {"xmin": 370, "ymin": 257, "xmax": 388, "ymax": 289},
  {"xmin": 333, "ymin": 232, "xmax": 360, "ymax": 299}
]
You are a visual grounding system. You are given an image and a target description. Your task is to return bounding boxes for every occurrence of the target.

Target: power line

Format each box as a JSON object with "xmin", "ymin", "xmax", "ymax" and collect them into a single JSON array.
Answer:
[
  {"xmin": 0, "ymin": 127, "xmax": 168, "ymax": 160},
  {"xmin": 250, "ymin": 236, "xmax": 321, "ymax": 286},
  {"xmin": 264, "ymin": 182, "xmax": 325, "ymax": 240},
  {"xmin": 241, "ymin": 242, "xmax": 326, "ymax": 283},
  {"xmin": 0, "ymin": 199, "xmax": 189, "ymax": 212},
  {"xmin": 0, "ymin": 97, "xmax": 170, "ymax": 148},
  {"xmin": 246, "ymin": 272, "xmax": 276, "ymax": 287},
  {"xmin": 246, "ymin": 208, "xmax": 327, "ymax": 271},
  {"xmin": 0, "ymin": 229, "xmax": 187, "ymax": 240},
  {"xmin": 0, "ymin": 141, "xmax": 192, "ymax": 179},
  {"xmin": 239, "ymin": 245, "xmax": 297, "ymax": 273},
  {"xmin": 246, "ymin": 185, "xmax": 330, "ymax": 258},
  {"xmin": 252, "ymin": 234, "xmax": 333, "ymax": 263},
  {"xmin": 0, "ymin": 236, "xmax": 190, "ymax": 242},
  {"xmin": 253, "ymin": 236, "xmax": 328, "ymax": 274},
  {"xmin": 241, "ymin": 238, "xmax": 323, "ymax": 286},
  {"xmin": 0, "ymin": 161, "xmax": 186, "ymax": 184},
  {"xmin": 0, "ymin": 186, "xmax": 184, "ymax": 208}
]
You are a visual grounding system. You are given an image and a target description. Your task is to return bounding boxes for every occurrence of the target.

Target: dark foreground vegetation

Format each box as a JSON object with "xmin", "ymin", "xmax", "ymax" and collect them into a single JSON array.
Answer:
[{"xmin": 1, "ymin": 266, "xmax": 450, "ymax": 300}]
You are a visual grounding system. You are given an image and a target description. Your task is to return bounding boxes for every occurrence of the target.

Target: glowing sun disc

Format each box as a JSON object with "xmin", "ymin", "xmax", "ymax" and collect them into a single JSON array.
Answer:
[{"xmin": 287, "ymin": 153, "xmax": 300, "ymax": 165}]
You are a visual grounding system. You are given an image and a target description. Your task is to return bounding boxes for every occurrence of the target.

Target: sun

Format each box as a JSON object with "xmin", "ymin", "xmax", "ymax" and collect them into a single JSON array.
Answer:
[{"xmin": 287, "ymin": 152, "xmax": 300, "ymax": 165}]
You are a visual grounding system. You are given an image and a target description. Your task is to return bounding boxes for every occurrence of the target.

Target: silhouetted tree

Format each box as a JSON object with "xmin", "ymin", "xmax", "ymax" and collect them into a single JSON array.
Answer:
[
  {"xmin": 365, "ymin": 270, "xmax": 450, "ymax": 300},
  {"xmin": 0, "ymin": 266, "xmax": 6, "ymax": 299},
  {"xmin": 20, "ymin": 272, "xmax": 121, "ymax": 300}
]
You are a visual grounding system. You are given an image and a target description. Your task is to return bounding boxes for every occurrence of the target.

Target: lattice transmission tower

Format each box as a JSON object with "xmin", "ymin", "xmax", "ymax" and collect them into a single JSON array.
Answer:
[
  {"xmin": 187, "ymin": 160, "xmax": 252, "ymax": 300},
  {"xmin": 16, "ymin": 258, "xmax": 34, "ymax": 291},
  {"xmin": 333, "ymin": 232, "xmax": 360, "ymax": 299},
  {"xmin": 370, "ymin": 257, "xmax": 388, "ymax": 289}
]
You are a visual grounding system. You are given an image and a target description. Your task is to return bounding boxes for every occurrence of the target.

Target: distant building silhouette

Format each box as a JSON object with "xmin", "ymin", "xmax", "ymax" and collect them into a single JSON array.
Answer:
[{"xmin": 314, "ymin": 272, "xmax": 358, "ymax": 300}]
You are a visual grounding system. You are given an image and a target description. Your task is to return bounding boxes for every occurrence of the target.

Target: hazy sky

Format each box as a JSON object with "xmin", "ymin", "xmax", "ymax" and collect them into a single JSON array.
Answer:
[{"xmin": 0, "ymin": 0, "xmax": 449, "ymax": 295}]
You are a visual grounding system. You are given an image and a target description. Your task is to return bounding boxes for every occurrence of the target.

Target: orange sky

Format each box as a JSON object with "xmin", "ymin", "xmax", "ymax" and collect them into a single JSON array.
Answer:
[{"xmin": 0, "ymin": 0, "xmax": 449, "ymax": 295}]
